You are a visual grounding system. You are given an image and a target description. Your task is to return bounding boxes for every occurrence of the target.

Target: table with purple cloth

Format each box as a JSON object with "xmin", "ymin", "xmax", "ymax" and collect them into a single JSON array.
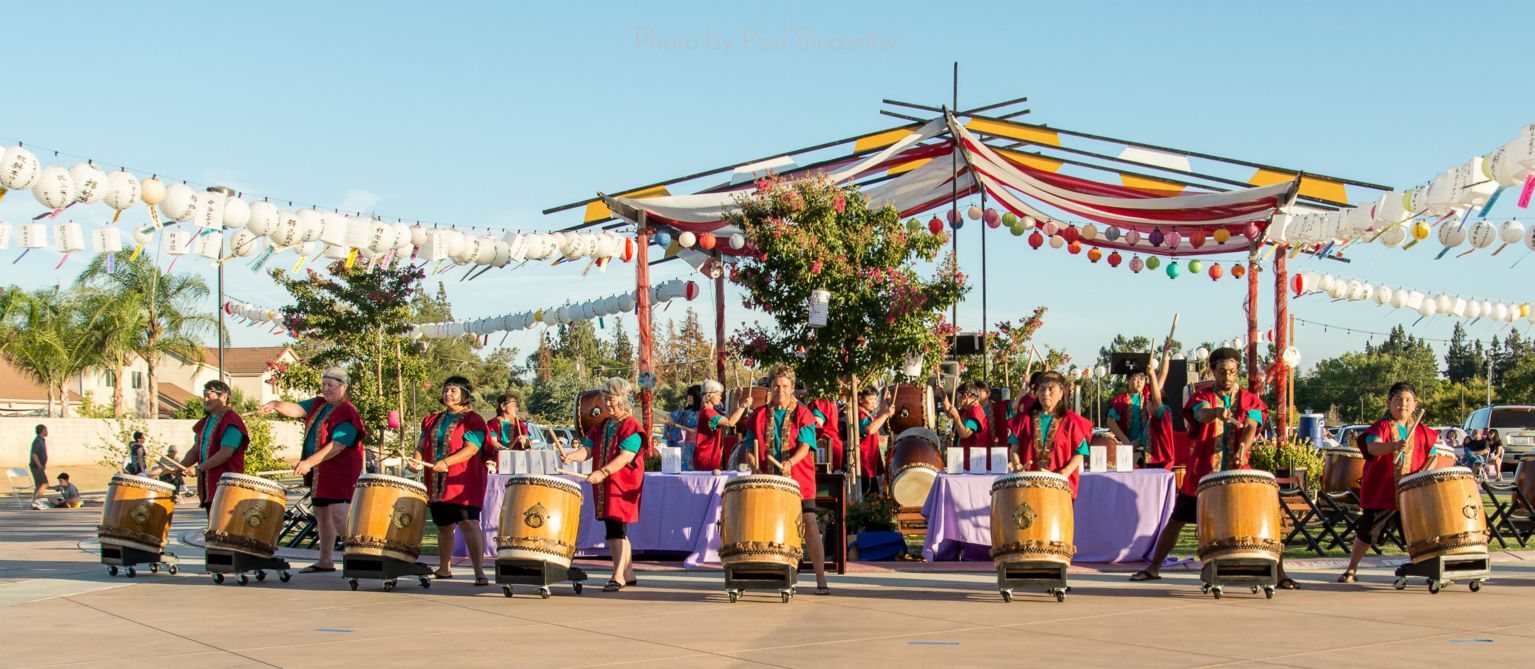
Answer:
[
  {"xmin": 921, "ymin": 470, "xmax": 1175, "ymax": 564},
  {"xmin": 457, "ymin": 472, "xmax": 734, "ymax": 568}
]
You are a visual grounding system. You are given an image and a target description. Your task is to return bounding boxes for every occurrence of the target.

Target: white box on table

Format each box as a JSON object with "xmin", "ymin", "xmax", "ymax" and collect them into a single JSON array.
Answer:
[
  {"xmin": 497, "ymin": 450, "xmax": 513, "ymax": 473},
  {"xmin": 1115, "ymin": 445, "xmax": 1134, "ymax": 472},
  {"xmin": 945, "ymin": 449, "xmax": 964, "ymax": 474},
  {"xmin": 967, "ymin": 449, "xmax": 989, "ymax": 473},
  {"xmin": 988, "ymin": 447, "xmax": 1009, "ymax": 473},
  {"xmin": 1089, "ymin": 446, "xmax": 1109, "ymax": 473},
  {"xmin": 510, "ymin": 451, "xmax": 530, "ymax": 474},
  {"xmin": 660, "ymin": 446, "xmax": 682, "ymax": 474}
]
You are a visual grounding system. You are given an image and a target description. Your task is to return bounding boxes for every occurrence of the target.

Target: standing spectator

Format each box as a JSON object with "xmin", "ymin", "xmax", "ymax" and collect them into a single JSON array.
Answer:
[
  {"xmin": 125, "ymin": 432, "xmax": 148, "ymax": 475},
  {"xmin": 29, "ymin": 425, "xmax": 48, "ymax": 502},
  {"xmin": 1486, "ymin": 431, "xmax": 1506, "ymax": 481},
  {"xmin": 664, "ymin": 385, "xmax": 701, "ymax": 468}
]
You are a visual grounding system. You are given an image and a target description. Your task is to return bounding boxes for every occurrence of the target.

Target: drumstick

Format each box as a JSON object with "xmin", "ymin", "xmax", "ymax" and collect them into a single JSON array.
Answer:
[{"xmin": 555, "ymin": 468, "xmax": 586, "ymax": 478}]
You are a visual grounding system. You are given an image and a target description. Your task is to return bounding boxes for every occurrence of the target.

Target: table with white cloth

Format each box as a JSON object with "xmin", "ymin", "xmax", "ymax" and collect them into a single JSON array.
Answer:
[
  {"xmin": 921, "ymin": 469, "xmax": 1176, "ymax": 563},
  {"xmin": 457, "ymin": 471, "xmax": 735, "ymax": 568}
]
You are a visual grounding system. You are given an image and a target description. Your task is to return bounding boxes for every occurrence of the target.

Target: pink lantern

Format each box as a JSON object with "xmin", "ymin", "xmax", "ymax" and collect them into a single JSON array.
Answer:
[
  {"xmin": 1243, "ymin": 222, "xmax": 1262, "ymax": 241},
  {"xmin": 1129, "ymin": 255, "xmax": 1145, "ymax": 273},
  {"xmin": 1165, "ymin": 231, "xmax": 1183, "ymax": 248},
  {"xmin": 982, "ymin": 208, "xmax": 1000, "ymax": 227}
]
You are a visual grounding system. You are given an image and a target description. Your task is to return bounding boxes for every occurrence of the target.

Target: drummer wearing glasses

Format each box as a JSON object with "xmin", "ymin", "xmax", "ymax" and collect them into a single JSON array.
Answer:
[
  {"xmin": 1005, "ymin": 372, "xmax": 1093, "ymax": 498},
  {"xmin": 560, "ymin": 377, "xmax": 647, "ymax": 593},
  {"xmin": 741, "ymin": 365, "xmax": 831, "ymax": 596},
  {"xmin": 412, "ymin": 376, "xmax": 492, "ymax": 585}
]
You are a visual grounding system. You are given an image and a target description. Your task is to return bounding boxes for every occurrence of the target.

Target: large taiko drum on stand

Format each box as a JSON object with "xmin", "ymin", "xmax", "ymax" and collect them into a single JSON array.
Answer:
[
  {"xmin": 1397, "ymin": 466, "xmax": 1488, "ymax": 563},
  {"xmin": 206, "ymin": 473, "xmax": 287, "ymax": 558},
  {"xmin": 1320, "ymin": 447, "xmax": 1365, "ymax": 497},
  {"xmin": 98, "ymin": 473, "xmax": 178, "ymax": 555},
  {"xmin": 1514, "ymin": 454, "xmax": 1535, "ymax": 513},
  {"xmin": 1195, "ymin": 470, "xmax": 1283, "ymax": 563},
  {"xmin": 343, "ymin": 474, "xmax": 428, "ymax": 563},
  {"xmin": 496, "ymin": 474, "xmax": 584, "ymax": 568},
  {"xmin": 575, "ymin": 389, "xmax": 611, "ymax": 438},
  {"xmin": 888, "ymin": 384, "xmax": 934, "ymax": 434},
  {"xmin": 988, "ymin": 471, "xmax": 1075, "ymax": 566},
  {"xmin": 719, "ymin": 475, "xmax": 803, "ymax": 569},
  {"xmin": 888, "ymin": 427, "xmax": 943, "ymax": 508}
]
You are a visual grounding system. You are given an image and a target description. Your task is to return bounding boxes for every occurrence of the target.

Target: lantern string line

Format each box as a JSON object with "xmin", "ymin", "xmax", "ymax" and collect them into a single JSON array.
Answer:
[{"xmin": 1293, "ymin": 316, "xmax": 1480, "ymax": 344}]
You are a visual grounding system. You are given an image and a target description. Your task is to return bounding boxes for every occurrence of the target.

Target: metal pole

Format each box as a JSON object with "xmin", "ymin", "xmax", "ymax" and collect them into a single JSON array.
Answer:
[
  {"xmin": 949, "ymin": 61, "xmax": 959, "ymax": 330},
  {"xmin": 206, "ymin": 186, "xmax": 236, "ymax": 383}
]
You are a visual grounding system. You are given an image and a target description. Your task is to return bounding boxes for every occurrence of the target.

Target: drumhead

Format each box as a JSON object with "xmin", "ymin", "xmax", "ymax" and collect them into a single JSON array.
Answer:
[
  {"xmin": 1520, "ymin": 453, "xmax": 1535, "ymax": 462},
  {"xmin": 1200, "ymin": 468, "xmax": 1275, "ymax": 484},
  {"xmin": 1399, "ymin": 466, "xmax": 1474, "ymax": 489},
  {"xmin": 723, "ymin": 474, "xmax": 801, "ymax": 495},
  {"xmin": 891, "ymin": 467, "xmax": 938, "ymax": 507},
  {"xmin": 110, "ymin": 472, "xmax": 178, "ymax": 493},
  {"xmin": 358, "ymin": 473, "xmax": 426, "ymax": 492},
  {"xmin": 895, "ymin": 427, "xmax": 941, "ymax": 449},
  {"xmin": 218, "ymin": 472, "xmax": 286, "ymax": 492},
  {"xmin": 991, "ymin": 470, "xmax": 1069, "ymax": 493},
  {"xmin": 504, "ymin": 473, "xmax": 584, "ymax": 495},
  {"xmin": 1325, "ymin": 448, "xmax": 1363, "ymax": 459}
]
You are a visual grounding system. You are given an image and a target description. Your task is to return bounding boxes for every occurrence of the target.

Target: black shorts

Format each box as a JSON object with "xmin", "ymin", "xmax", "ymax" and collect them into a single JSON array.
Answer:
[
  {"xmin": 429, "ymin": 502, "xmax": 480, "ymax": 526},
  {"xmin": 604, "ymin": 518, "xmax": 627, "ymax": 540},
  {"xmin": 30, "ymin": 466, "xmax": 47, "ymax": 486},
  {"xmin": 312, "ymin": 497, "xmax": 348, "ymax": 508},
  {"xmin": 1354, "ymin": 508, "xmax": 1399, "ymax": 545},
  {"xmin": 1171, "ymin": 493, "xmax": 1198, "ymax": 525}
]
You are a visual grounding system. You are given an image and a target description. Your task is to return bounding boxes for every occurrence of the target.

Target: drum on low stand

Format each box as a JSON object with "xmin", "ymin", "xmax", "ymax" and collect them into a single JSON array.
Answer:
[
  {"xmin": 342, "ymin": 474, "xmax": 431, "ymax": 592},
  {"xmin": 98, "ymin": 473, "xmax": 180, "ymax": 576},
  {"xmin": 1392, "ymin": 466, "xmax": 1491, "ymax": 593},
  {"xmin": 719, "ymin": 474, "xmax": 802, "ymax": 603},
  {"xmin": 887, "ymin": 428, "xmax": 943, "ymax": 509},
  {"xmin": 1320, "ymin": 447, "xmax": 1365, "ymax": 498},
  {"xmin": 495, "ymin": 474, "xmax": 586, "ymax": 598},
  {"xmin": 204, "ymin": 473, "xmax": 292, "ymax": 584},
  {"xmin": 989, "ymin": 471, "xmax": 1074, "ymax": 602},
  {"xmin": 575, "ymin": 389, "xmax": 612, "ymax": 438},
  {"xmin": 1195, "ymin": 470, "xmax": 1282, "ymax": 599},
  {"xmin": 1514, "ymin": 454, "xmax": 1535, "ymax": 515},
  {"xmin": 888, "ymin": 384, "xmax": 934, "ymax": 434}
]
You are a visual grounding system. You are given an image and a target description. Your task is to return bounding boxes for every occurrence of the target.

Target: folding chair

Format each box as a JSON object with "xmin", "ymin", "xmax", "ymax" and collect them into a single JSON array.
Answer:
[
  {"xmin": 280, "ymin": 491, "xmax": 319, "ymax": 549},
  {"xmin": 1277, "ymin": 475, "xmax": 1328, "ymax": 557},
  {"xmin": 6, "ymin": 468, "xmax": 34, "ymax": 510},
  {"xmin": 1482, "ymin": 481, "xmax": 1531, "ymax": 549},
  {"xmin": 1314, "ymin": 491, "xmax": 1361, "ymax": 551}
]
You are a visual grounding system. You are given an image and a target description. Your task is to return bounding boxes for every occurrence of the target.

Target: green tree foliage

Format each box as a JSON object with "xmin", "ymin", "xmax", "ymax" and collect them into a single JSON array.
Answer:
[
  {"xmin": 0, "ymin": 287, "xmax": 119, "ymax": 417},
  {"xmin": 1294, "ymin": 326, "xmax": 1450, "ymax": 424}
]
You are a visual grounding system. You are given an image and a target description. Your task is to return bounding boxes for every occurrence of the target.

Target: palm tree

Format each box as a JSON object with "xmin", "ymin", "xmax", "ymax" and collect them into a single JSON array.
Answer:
[
  {"xmin": 0, "ymin": 288, "xmax": 115, "ymax": 416},
  {"xmin": 78, "ymin": 287, "xmax": 148, "ymax": 417},
  {"xmin": 79, "ymin": 252, "xmax": 219, "ymax": 418}
]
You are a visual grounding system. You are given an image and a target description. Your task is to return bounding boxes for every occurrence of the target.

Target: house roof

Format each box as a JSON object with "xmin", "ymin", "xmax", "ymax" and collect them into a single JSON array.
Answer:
[
  {"xmin": 195, "ymin": 346, "xmax": 292, "ymax": 376},
  {"xmin": 157, "ymin": 382, "xmax": 196, "ymax": 418},
  {"xmin": 0, "ymin": 358, "xmax": 84, "ymax": 402}
]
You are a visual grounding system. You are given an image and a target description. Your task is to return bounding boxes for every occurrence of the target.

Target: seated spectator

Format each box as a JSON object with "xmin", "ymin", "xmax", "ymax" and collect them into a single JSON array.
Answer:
[
  {"xmin": 158, "ymin": 447, "xmax": 187, "ymax": 496},
  {"xmin": 1486, "ymin": 432, "xmax": 1505, "ymax": 481},
  {"xmin": 40, "ymin": 473, "xmax": 82, "ymax": 509}
]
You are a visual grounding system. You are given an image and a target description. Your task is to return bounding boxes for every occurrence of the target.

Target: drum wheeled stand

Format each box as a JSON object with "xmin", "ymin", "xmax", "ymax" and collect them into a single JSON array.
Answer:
[
  {"xmin": 1199, "ymin": 558, "xmax": 1277, "ymax": 600},
  {"xmin": 343, "ymin": 555, "xmax": 432, "ymax": 592},
  {"xmin": 101, "ymin": 544, "xmax": 180, "ymax": 578},
  {"xmin": 996, "ymin": 561, "xmax": 1069, "ymax": 603},
  {"xmin": 1392, "ymin": 553, "xmax": 1491, "ymax": 594},
  {"xmin": 204, "ymin": 548, "xmax": 292, "ymax": 586},
  {"xmin": 495, "ymin": 558, "xmax": 587, "ymax": 598},
  {"xmin": 723, "ymin": 562, "xmax": 797, "ymax": 603}
]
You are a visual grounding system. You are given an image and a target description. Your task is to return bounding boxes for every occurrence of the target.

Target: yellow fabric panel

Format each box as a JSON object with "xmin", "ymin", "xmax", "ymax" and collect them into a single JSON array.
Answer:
[
  {"xmin": 584, "ymin": 185, "xmax": 671, "ymax": 223},
  {"xmin": 965, "ymin": 118, "xmax": 1062, "ymax": 147},
  {"xmin": 1120, "ymin": 174, "xmax": 1185, "ymax": 194},
  {"xmin": 1248, "ymin": 169, "xmax": 1348, "ymax": 205},
  {"xmin": 887, "ymin": 158, "xmax": 932, "ymax": 175},
  {"xmin": 853, "ymin": 128, "xmax": 914, "ymax": 153},
  {"xmin": 995, "ymin": 149, "xmax": 1063, "ymax": 173}
]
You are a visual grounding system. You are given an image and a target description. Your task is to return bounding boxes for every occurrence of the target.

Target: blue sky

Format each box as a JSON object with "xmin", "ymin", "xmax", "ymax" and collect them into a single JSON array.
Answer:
[{"xmin": 2, "ymin": 0, "xmax": 1532, "ymax": 377}]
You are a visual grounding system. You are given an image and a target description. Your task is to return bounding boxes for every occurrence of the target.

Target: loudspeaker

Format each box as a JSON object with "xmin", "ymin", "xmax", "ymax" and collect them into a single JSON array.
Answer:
[
  {"xmin": 950, "ymin": 332, "xmax": 985, "ymax": 356},
  {"xmin": 1109, "ymin": 352, "xmax": 1150, "ymax": 377},
  {"xmin": 1163, "ymin": 360, "xmax": 1190, "ymax": 432}
]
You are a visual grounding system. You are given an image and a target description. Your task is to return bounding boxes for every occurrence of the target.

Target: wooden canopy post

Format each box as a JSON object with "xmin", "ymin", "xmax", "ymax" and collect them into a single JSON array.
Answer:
[
  {"xmin": 634, "ymin": 211, "xmax": 656, "ymax": 455},
  {"xmin": 715, "ymin": 271, "xmax": 727, "ymax": 384},
  {"xmin": 1246, "ymin": 244, "xmax": 1261, "ymax": 394},
  {"xmin": 845, "ymin": 372, "xmax": 861, "ymax": 502},
  {"xmin": 1274, "ymin": 247, "xmax": 1291, "ymax": 441}
]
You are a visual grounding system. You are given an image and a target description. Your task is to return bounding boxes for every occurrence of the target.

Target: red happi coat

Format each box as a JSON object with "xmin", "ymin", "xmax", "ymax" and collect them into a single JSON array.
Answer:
[
  {"xmin": 303, "ymin": 398, "xmax": 368, "ymax": 501},
  {"xmin": 693, "ymin": 405, "xmax": 726, "ymax": 471},
  {"xmin": 958, "ymin": 403, "xmax": 991, "ymax": 471},
  {"xmin": 419, "ymin": 411, "xmax": 491, "ymax": 508},
  {"xmin": 857, "ymin": 408, "xmax": 884, "ymax": 478},
  {"xmin": 1110, "ymin": 391, "xmax": 1177, "ymax": 469},
  {"xmin": 587, "ymin": 415, "xmax": 646, "ymax": 522},
  {"xmin": 487, "ymin": 416, "xmax": 530, "ymax": 451},
  {"xmin": 746, "ymin": 403, "xmax": 819, "ymax": 500},
  {"xmin": 808, "ymin": 398, "xmax": 845, "ymax": 472},
  {"xmin": 191, "ymin": 410, "xmax": 250, "ymax": 508},
  {"xmin": 1358, "ymin": 418, "xmax": 1440, "ymax": 511},
  {"xmin": 1180, "ymin": 388, "xmax": 1266, "ymax": 497},
  {"xmin": 1009, "ymin": 410, "xmax": 1093, "ymax": 499}
]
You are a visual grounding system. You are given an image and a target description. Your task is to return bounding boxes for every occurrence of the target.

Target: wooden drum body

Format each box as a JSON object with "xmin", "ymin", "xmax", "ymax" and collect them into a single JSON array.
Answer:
[
  {"xmin": 496, "ymin": 475, "xmax": 584, "ymax": 568},
  {"xmin": 1196, "ymin": 470, "xmax": 1283, "ymax": 563},
  {"xmin": 343, "ymin": 474, "xmax": 429, "ymax": 563},
  {"xmin": 889, "ymin": 384, "xmax": 934, "ymax": 434},
  {"xmin": 988, "ymin": 471, "xmax": 1075, "ymax": 566},
  {"xmin": 728, "ymin": 387, "xmax": 768, "ymax": 414},
  {"xmin": 1397, "ymin": 466, "xmax": 1488, "ymax": 563},
  {"xmin": 98, "ymin": 474, "xmax": 178, "ymax": 555},
  {"xmin": 575, "ymin": 389, "xmax": 612, "ymax": 437},
  {"xmin": 1515, "ymin": 454, "xmax": 1535, "ymax": 511},
  {"xmin": 205, "ymin": 473, "xmax": 287, "ymax": 558},
  {"xmin": 1320, "ymin": 447, "xmax": 1365, "ymax": 497},
  {"xmin": 888, "ymin": 428, "xmax": 943, "ymax": 508},
  {"xmin": 719, "ymin": 475, "xmax": 803, "ymax": 569}
]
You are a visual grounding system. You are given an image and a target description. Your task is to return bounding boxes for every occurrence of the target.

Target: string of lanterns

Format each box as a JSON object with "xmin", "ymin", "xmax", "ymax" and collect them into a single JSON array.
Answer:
[
  {"xmin": 1291, "ymin": 271, "xmax": 1531, "ymax": 323},
  {"xmin": 411, "ymin": 279, "xmax": 700, "ymax": 339}
]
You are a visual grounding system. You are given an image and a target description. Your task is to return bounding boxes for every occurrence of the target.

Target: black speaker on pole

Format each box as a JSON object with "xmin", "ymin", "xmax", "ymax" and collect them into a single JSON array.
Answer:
[
  {"xmin": 950, "ymin": 332, "xmax": 985, "ymax": 357},
  {"xmin": 1163, "ymin": 360, "xmax": 1190, "ymax": 432}
]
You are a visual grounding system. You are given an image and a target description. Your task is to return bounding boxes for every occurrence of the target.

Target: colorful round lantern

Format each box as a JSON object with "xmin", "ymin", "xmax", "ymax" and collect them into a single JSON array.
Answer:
[
  {"xmin": 1081, "ymin": 224, "xmax": 1099, "ymax": 240},
  {"xmin": 1243, "ymin": 222, "xmax": 1262, "ymax": 241},
  {"xmin": 1208, "ymin": 263, "xmax": 1223, "ymax": 280},
  {"xmin": 1062, "ymin": 226, "xmax": 1080, "ymax": 243},
  {"xmin": 928, "ymin": 217, "xmax": 943, "ymax": 234},
  {"xmin": 1129, "ymin": 255, "xmax": 1144, "ymax": 273},
  {"xmin": 1231, "ymin": 263, "xmax": 1245, "ymax": 279},
  {"xmin": 1410, "ymin": 220, "xmax": 1431, "ymax": 241},
  {"xmin": 1001, "ymin": 212, "xmax": 1018, "ymax": 227},
  {"xmin": 697, "ymin": 232, "xmax": 716, "ymax": 250},
  {"xmin": 1087, "ymin": 247, "xmax": 1102, "ymax": 262},
  {"xmin": 1048, "ymin": 235, "xmax": 1064, "ymax": 249},
  {"xmin": 1166, "ymin": 231, "xmax": 1183, "ymax": 248},
  {"xmin": 948, "ymin": 209, "xmax": 962, "ymax": 224},
  {"xmin": 1066, "ymin": 240, "xmax": 1081, "ymax": 255},
  {"xmin": 653, "ymin": 230, "xmax": 672, "ymax": 247},
  {"xmin": 1027, "ymin": 231, "xmax": 1044, "ymax": 249},
  {"xmin": 1146, "ymin": 256, "xmax": 1161, "ymax": 270},
  {"xmin": 966, "ymin": 206, "xmax": 982, "ymax": 221},
  {"xmin": 1187, "ymin": 259, "xmax": 1203, "ymax": 274},
  {"xmin": 1213, "ymin": 228, "xmax": 1231, "ymax": 243},
  {"xmin": 1103, "ymin": 226, "xmax": 1121, "ymax": 242},
  {"xmin": 983, "ymin": 208, "xmax": 1000, "ymax": 227},
  {"xmin": 1107, "ymin": 251, "xmax": 1122, "ymax": 267},
  {"xmin": 1166, "ymin": 261, "xmax": 1180, "ymax": 278},
  {"xmin": 1148, "ymin": 228, "xmax": 1165, "ymax": 247},
  {"xmin": 1190, "ymin": 230, "xmax": 1206, "ymax": 248}
]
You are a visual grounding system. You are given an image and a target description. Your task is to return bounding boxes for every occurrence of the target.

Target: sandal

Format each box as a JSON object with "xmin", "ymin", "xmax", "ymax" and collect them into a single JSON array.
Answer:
[
  {"xmin": 474, "ymin": 576, "xmax": 490, "ymax": 586},
  {"xmin": 815, "ymin": 586, "xmax": 831, "ymax": 596},
  {"xmin": 299, "ymin": 565, "xmax": 336, "ymax": 573},
  {"xmin": 1337, "ymin": 571, "xmax": 1356, "ymax": 584},
  {"xmin": 1277, "ymin": 577, "xmax": 1301, "ymax": 590},
  {"xmin": 602, "ymin": 579, "xmax": 624, "ymax": 592},
  {"xmin": 433, "ymin": 571, "xmax": 454, "ymax": 579},
  {"xmin": 1128, "ymin": 570, "xmax": 1162, "ymax": 582}
]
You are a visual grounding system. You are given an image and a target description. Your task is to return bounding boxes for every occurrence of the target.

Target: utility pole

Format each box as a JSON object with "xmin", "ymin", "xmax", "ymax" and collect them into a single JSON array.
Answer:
[{"xmin": 206, "ymin": 186, "xmax": 235, "ymax": 384}]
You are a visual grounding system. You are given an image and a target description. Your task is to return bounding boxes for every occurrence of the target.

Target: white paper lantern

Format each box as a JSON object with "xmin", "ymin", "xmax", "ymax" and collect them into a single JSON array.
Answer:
[
  {"xmin": 0, "ymin": 147, "xmax": 41, "ymax": 191},
  {"xmin": 1374, "ymin": 285, "xmax": 1392, "ymax": 306},
  {"xmin": 159, "ymin": 183, "xmax": 198, "ymax": 222},
  {"xmin": 269, "ymin": 211, "xmax": 304, "ymax": 247},
  {"xmin": 131, "ymin": 225, "xmax": 154, "ymax": 247},
  {"xmin": 1435, "ymin": 294, "xmax": 1452, "ymax": 313},
  {"xmin": 1325, "ymin": 279, "xmax": 1348, "ymax": 299},
  {"xmin": 193, "ymin": 230, "xmax": 223, "ymax": 259},
  {"xmin": 1452, "ymin": 297, "xmax": 1468, "ymax": 318},
  {"xmin": 164, "ymin": 229, "xmax": 190, "ymax": 256},
  {"xmin": 408, "ymin": 224, "xmax": 427, "ymax": 246},
  {"xmin": 91, "ymin": 226, "xmax": 123, "ymax": 254},
  {"xmin": 18, "ymin": 223, "xmax": 46, "ymax": 249},
  {"xmin": 678, "ymin": 231, "xmax": 696, "ymax": 248},
  {"xmin": 1524, "ymin": 225, "xmax": 1535, "ymax": 253},
  {"xmin": 1417, "ymin": 300, "xmax": 1438, "ymax": 317},
  {"xmin": 366, "ymin": 220, "xmax": 395, "ymax": 253},
  {"xmin": 391, "ymin": 223, "xmax": 412, "ymax": 249},
  {"xmin": 323, "ymin": 244, "xmax": 348, "ymax": 259},
  {"xmin": 1389, "ymin": 290, "xmax": 1407, "ymax": 309},
  {"xmin": 247, "ymin": 200, "xmax": 278, "ymax": 236},
  {"xmin": 729, "ymin": 233, "xmax": 746, "ymax": 250},
  {"xmin": 1453, "ymin": 157, "xmax": 1499, "ymax": 208},
  {"xmin": 618, "ymin": 293, "xmax": 635, "ymax": 312},
  {"xmin": 1438, "ymin": 220, "xmax": 1466, "ymax": 248},
  {"xmin": 230, "ymin": 229, "xmax": 261, "ymax": 257},
  {"xmin": 1344, "ymin": 280, "xmax": 1364, "ymax": 301},
  {"xmin": 1343, "ymin": 205, "xmax": 1374, "ymax": 235},
  {"xmin": 339, "ymin": 216, "xmax": 369, "ymax": 250},
  {"xmin": 192, "ymin": 191, "xmax": 225, "ymax": 229},
  {"xmin": 32, "ymin": 167, "xmax": 77, "ymax": 210},
  {"xmin": 1281, "ymin": 346, "xmax": 1301, "ymax": 367},
  {"xmin": 296, "ymin": 210, "xmax": 324, "ymax": 243},
  {"xmin": 808, "ymin": 289, "xmax": 831, "ymax": 328},
  {"xmin": 139, "ymin": 178, "xmax": 165, "ymax": 206},
  {"xmin": 491, "ymin": 240, "xmax": 512, "ymax": 267},
  {"xmin": 52, "ymin": 222, "xmax": 85, "ymax": 252},
  {"xmin": 1359, "ymin": 283, "xmax": 1375, "ymax": 303},
  {"xmin": 68, "ymin": 163, "xmax": 108, "ymax": 204},
  {"xmin": 1317, "ymin": 274, "xmax": 1336, "ymax": 293},
  {"xmin": 1501, "ymin": 219, "xmax": 1525, "ymax": 245},
  {"xmin": 1468, "ymin": 219, "xmax": 1497, "ymax": 249},
  {"xmin": 222, "ymin": 196, "xmax": 250, "ymax": 229},
  {"xmin": 1372, "ymin": 191, "xmax": 1411, "ymax": 227},
  {"xmin": 1377, "ymin": 224, "xmax": 1407, "ymax": 248},
  {"xmin": 442, "ymin": 229, "xmax": 467, "ymax": 261},
  {"xmin": 1493, "ymin": 303, "xmax": 1511, "ymax": 321},
  {"xmin": 1481, "ymin": 300, "xmax": 1494, "ymax": 317},
  {"xmin": 1467, "ymin": 300, "xmax": 1483, "ymax": 319},
  {"xmin": 450, "ymin": 231, "xmax": 477, "ymax": 264},
  {"xmin": 102, "ymin": 171, "xmax": 141, "ymax": 211},
  {"xmin": 299, "ymin": 240, "xmax": 321, "ymax": 258}
]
